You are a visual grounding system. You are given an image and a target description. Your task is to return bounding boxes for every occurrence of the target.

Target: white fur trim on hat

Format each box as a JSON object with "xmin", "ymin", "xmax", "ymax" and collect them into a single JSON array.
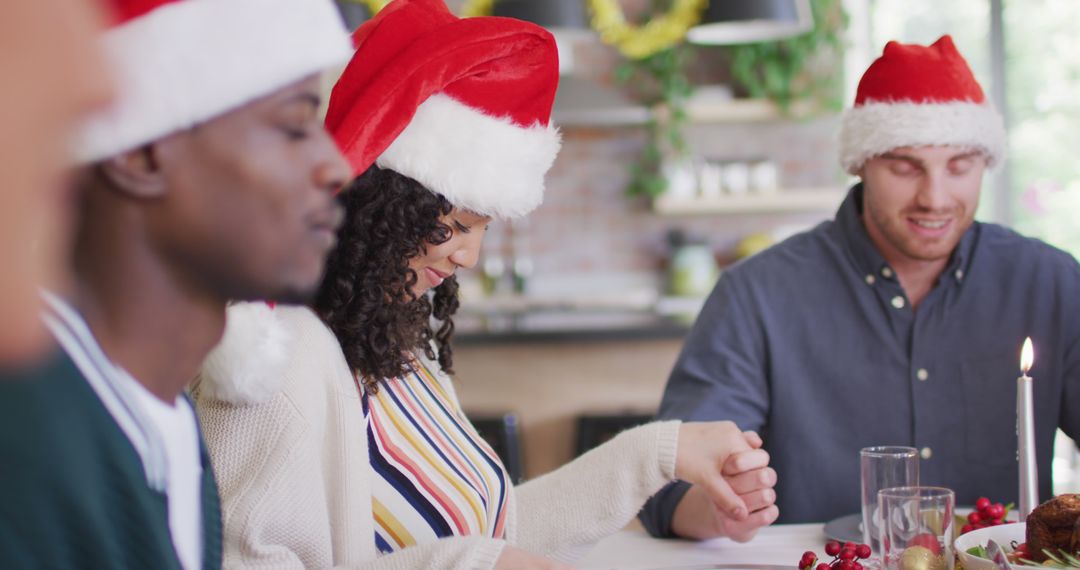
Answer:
[
  {"xmin": 196, "ymin": 302, "xmax": 290, "ymax": 405},
  {"xmin": 839, "ymin": 100, "xmax": 1007, "ymax": 174},
  {"xmin": 376, "ymin": 93, "xmax": 562, "ymax": 219},
  {"xmin": 74, "ymin": 0, "xmax": 352, "ymax": 163}
]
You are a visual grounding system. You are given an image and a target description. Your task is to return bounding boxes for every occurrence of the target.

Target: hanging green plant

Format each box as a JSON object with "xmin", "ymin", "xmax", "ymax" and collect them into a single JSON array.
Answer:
[
  {"xmin": 727, "ymin": 0, "xmax": 848, "ymax": 116},
  {"xmin": 616, "ymin": 43, "xmax": 694, "ymax": 199}
]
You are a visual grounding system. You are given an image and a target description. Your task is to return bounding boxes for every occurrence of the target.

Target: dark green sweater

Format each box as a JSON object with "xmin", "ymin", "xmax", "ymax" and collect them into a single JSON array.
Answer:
[{"xmin": 0, "ymin": 350, "xmax": 222, "ymax": 569}]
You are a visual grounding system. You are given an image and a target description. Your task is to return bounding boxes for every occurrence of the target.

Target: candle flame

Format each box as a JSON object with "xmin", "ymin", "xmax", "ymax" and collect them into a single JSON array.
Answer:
[{"xmin": 1021, "ymin": 337, "xmax": 1035, "ymax": 375}]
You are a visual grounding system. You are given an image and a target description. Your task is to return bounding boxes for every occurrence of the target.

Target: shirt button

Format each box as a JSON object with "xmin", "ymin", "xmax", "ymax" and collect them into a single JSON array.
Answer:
[
  {"xmin": 865, "ymin": 274, "xmax": 876, "ymax": 285},
  {"xmin": 891, "ymin": 296, "xmax": 905, "ymax": 309},
  {"xmin": 955, "ymin": 269, "xmax": 964, "ymax": 281},
  {"xmin": 917, "ymin": 368, "xmax": 929, "ymax": 381},
  {"xmin": 882, "ymin": 267, "xmax": 894, "ymax": 279},
  {"xmin": 920, "ymin": 447, "xmax": 933, "ymax": 460}
]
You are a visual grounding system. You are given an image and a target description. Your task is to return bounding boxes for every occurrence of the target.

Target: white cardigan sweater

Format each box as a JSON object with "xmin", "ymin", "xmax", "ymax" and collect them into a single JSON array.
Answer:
[{"xmin": 194, "ymin": 304, "xmax": 681, "ymax": 569}]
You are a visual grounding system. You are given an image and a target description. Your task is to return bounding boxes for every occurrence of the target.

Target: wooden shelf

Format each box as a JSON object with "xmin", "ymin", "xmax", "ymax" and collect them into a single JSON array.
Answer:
[
  {"xmin": 684, "ymin": 99, "xmax": 780, "ymax": 122},
  {"xmin": 684, "ymin": 98, "xmax": 821, "ymax": 123},
  {"xmin": 550, "ymin": 81, "xmax": 821, "ymax": 127},
  {"xmin": 652, "ymin": 188, "xmax": 845, "ymax": 216}
]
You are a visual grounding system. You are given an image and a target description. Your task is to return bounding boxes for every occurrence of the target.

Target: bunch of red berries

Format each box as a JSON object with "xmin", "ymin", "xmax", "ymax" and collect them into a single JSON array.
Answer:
[
  {"xmin": 799, "ymin": 541, "xmax": 872, "ymax": 570},
  {"xmin": 960, "ymin": 497, "xmax": 1012, "ymax": 534}
]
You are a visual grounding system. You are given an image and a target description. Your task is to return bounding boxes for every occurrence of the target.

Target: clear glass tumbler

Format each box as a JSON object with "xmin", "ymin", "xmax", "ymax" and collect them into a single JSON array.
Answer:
[
  {"xmin": 860, "ymin": 446, "xmax": 919, "ymax": 554},
  {"xmin": 878, "ymin": 486, "xmax": 955, "ymax": 570}
]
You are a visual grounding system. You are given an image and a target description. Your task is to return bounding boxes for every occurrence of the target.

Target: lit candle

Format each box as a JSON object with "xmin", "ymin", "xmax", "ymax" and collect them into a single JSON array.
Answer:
[{"xmin": 1018, "ymin": 337, "xmax": 1038, "ymax": 521}]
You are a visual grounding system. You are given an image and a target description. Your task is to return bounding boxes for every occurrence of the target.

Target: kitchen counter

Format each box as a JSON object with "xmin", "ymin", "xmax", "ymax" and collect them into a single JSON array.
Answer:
[
  {"xmin": 456, "ymin": 314, "xmax": 692, "ymax": 345},
  {"xmin": 454, "ymin": 294, "xmax": 702, "ymax": 345}
]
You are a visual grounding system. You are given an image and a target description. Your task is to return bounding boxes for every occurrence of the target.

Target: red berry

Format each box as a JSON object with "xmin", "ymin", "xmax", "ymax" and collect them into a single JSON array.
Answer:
[
  {"xmin": 855, "ymin": 544, "xmax": 871, "ymax": 559},
  {"xmin": 961, "ymin": 524, "xmax": 974, "ymax": 534},
  {"xmin": 839, "ymin": 561, "xmax": 855, "ymax": 570},
  {"xmin": 843, "ymin": 542, "xmax": 856, "ymax": 550},
  {"xmin": 817, "ymin": 564, "xmax": 831, "ymax": 570},
  {"xmin": 839, "ymin": 549, "xmax": 856, "ymax": 561},
  {"xmin": 909, "ymin": 533, "xmax": 942, "ymax": 555},
  {"xmin": 986, "ymin": 504, "xmax": 1005, "ymax": 519},
  {"xmin": 976, "ymin": 497, "xmax": 991, "ymax": 511},
  {"xmin": 968, "ymin": 512, "xmax": 982, "ymax": 524},
  {"xmin": 853, "ymin": 564, "xmax": 864, "ymax": 570},
  {"xmin": 825, "ymin": 542, "xmax": 842, "ymax": 556}
]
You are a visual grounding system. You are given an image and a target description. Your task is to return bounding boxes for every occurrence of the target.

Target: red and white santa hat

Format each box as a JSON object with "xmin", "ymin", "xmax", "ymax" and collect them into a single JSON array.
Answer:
[
  {"xmin": 839, "ymin": 35, "xmax": 1007, "ymax": 174},
  {"xmin": 324, "ymin": 0, "xmax": 562, "ymax": 219},
  {"xmin": 73, "ymin": 0, "xmax": 353, "ymax": 163}
]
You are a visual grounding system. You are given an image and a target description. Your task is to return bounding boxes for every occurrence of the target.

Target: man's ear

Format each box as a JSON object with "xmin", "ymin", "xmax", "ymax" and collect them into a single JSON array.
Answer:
[{"xmin": 97, "ymin": 144, "xmax": 166, "ymax": 199}]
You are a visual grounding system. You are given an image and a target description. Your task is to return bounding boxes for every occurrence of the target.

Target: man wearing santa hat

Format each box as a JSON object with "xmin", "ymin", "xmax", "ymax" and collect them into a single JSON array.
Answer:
[
  {"xmin": 641, "ymin": 36, "xmax": 1080, "ymax": 532},
  {"xmin": 0, "ymin": 0, "xmax": 352, "ymax": 567}
]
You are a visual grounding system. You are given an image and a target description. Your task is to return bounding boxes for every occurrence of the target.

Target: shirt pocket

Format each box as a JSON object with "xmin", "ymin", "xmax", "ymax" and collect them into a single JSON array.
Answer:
[{"xmin": 959, "ymin": 353, "xmax": 1021, "ymax": 468}]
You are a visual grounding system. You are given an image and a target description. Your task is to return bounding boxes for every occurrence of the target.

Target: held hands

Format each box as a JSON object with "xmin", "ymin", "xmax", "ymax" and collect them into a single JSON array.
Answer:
[{"xmin": 672, "ymin": 422, "xmax": 779, "ymax": 541}]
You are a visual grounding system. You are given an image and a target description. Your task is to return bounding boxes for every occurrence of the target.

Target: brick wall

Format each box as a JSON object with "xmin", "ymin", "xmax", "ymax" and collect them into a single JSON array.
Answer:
[{"xmin": 473, "ymin": 117, "xmax": 848, "ymax": 298}]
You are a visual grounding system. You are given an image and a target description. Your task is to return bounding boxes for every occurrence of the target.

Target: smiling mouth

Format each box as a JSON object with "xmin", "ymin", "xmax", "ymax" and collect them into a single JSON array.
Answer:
[
  {"xmin": 425, "ymin": 267, "xmax": 452, "ymax": 286},
  {"xmin": 910, "ymin": 219, "xmax": 949, "ymax": 230}
]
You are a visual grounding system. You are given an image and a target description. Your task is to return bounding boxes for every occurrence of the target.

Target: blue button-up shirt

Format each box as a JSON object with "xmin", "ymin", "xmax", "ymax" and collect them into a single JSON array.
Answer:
[{"xmin": 640, "ymin": 185, "xmax": 1080, "ymax": 530}]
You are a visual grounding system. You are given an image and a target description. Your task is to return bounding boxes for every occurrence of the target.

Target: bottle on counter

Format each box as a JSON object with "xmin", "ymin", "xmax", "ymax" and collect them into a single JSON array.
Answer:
[{"xmin": 667, "ymin": 229, "xmax": 719, "ymax": 298}]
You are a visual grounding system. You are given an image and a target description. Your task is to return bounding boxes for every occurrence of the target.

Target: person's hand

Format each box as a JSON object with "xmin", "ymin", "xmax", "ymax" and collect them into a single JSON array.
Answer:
[
  {"xmin": 672, "ymin": 427, "xmax": 779, "ymax": 541},
  {"xmin": 494, "ymin": 545, "xmax": 576, "ymax": 570},
  {"xmin": 718, "ymin": 448, "xmax": 779, "ymax": 542},
  {"xmin": 674, "ymin": 422, "xmax": 760, "ymax": 521}
]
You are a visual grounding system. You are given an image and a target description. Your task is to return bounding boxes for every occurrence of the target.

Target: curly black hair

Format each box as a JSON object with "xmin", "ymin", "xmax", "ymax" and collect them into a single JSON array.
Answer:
[{"xmin": 313, "ymin": 165, "xmax": 460, "ymax": 390}]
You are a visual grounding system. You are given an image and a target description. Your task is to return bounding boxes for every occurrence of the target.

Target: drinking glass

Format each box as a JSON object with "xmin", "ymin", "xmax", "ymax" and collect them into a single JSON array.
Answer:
[
  {"xmin": 860, "ymin": 446, "xmax": 919, "ymax": 554},
  {"xmin": 878, "ymin": 486, "xmax": 955, "ymax": 570}
]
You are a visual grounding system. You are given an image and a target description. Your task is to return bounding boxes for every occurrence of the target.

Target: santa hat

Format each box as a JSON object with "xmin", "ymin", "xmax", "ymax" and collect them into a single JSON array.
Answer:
[
  {"xmin": 325, "ymin": 0, "xmax": 562, "ymax": 219},
  {"xmin": 73, "ymin": 0, "xmax": 353, "ymax": 163},
  {"xmin": 839, "ymin": 35, "xmax": 1007, "ymax": 174}
]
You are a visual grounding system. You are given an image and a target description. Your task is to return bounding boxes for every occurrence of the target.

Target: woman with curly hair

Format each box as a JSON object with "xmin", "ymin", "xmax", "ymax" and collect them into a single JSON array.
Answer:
[
  {"xmin": 193, "ymin": 1, "xmax": 778, "ymax": 569},
  {"xmin": 315, "ymin": 165, "xmax": 465, "ymax": 389}
]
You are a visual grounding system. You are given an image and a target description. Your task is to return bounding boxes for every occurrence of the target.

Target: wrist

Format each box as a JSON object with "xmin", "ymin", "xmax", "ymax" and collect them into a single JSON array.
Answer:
[{"xmin": 670, "ymin": 485, "xmax": 726, "ymax": 540}]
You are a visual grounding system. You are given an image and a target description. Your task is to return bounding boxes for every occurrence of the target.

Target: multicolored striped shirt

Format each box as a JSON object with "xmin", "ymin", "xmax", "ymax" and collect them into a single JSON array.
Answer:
[{"xmin": 363, "ymin": 358, "xmax": 509, "ymax": 554}]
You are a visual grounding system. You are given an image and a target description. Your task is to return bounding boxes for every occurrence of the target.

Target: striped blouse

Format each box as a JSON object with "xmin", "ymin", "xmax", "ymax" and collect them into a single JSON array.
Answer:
[{"xmin": 362, "ymin": 358, "xmax": 509, "ymax": 554}]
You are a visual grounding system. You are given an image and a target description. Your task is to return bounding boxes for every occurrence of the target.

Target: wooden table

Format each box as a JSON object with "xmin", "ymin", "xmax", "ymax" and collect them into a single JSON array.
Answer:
[{"xmin": 580, "ymin": 524, "xmax": 828, "ymax": 569}]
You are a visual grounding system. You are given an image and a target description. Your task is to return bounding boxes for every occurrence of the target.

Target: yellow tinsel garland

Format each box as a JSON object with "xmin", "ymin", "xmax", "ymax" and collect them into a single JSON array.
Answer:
[
  {"xmin": 356, "ymin": 0, "xmax": 390, "ymax": 14},
  {"xmin": 460, "ymin": 0, "xmax": 496, "ymax": 17},
  {"xmin": 351, "ymin": 0, "xmax": 705, "ymax": 58},
  {"xmin": 586, "ymin": 0, "xmax": 706, "ymax": 60},
  {"xmin": 349, "ymin": 0, "xmax": 494, "ymax": 18}
]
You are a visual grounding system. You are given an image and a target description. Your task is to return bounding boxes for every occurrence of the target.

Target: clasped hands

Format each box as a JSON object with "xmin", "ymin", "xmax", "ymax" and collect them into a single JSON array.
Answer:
[{"xmin": 672, "ymin": 421, "xmax": 780, "ymax": 542}]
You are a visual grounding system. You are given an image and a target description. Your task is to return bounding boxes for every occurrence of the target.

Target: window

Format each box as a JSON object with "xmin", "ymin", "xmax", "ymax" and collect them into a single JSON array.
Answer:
[{"xmin": 1004, "ymin": 0, "xmax": 1080, "ymax": 257}]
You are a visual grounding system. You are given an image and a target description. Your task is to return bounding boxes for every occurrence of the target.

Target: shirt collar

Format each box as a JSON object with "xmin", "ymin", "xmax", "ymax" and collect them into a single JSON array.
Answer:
[
  {"xmin": 833, "ymin": 183, "xmax": 978, "ymax": 286},
  {"xmin": 40, "ymin": 290, "xmax": 170, "ymax": 491}
]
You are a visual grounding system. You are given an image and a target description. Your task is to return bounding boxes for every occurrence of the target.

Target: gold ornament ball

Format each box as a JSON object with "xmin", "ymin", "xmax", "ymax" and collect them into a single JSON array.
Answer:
[{"xmin": 898, "ymin": 545, "xmax": 945, "ymax": 570}]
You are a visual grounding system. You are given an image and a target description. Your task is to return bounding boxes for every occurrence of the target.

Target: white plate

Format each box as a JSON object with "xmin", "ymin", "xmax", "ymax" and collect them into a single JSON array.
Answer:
[{"xmin": 953, "ymin": 523, "xmax": 1033, "ymax": 569}]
